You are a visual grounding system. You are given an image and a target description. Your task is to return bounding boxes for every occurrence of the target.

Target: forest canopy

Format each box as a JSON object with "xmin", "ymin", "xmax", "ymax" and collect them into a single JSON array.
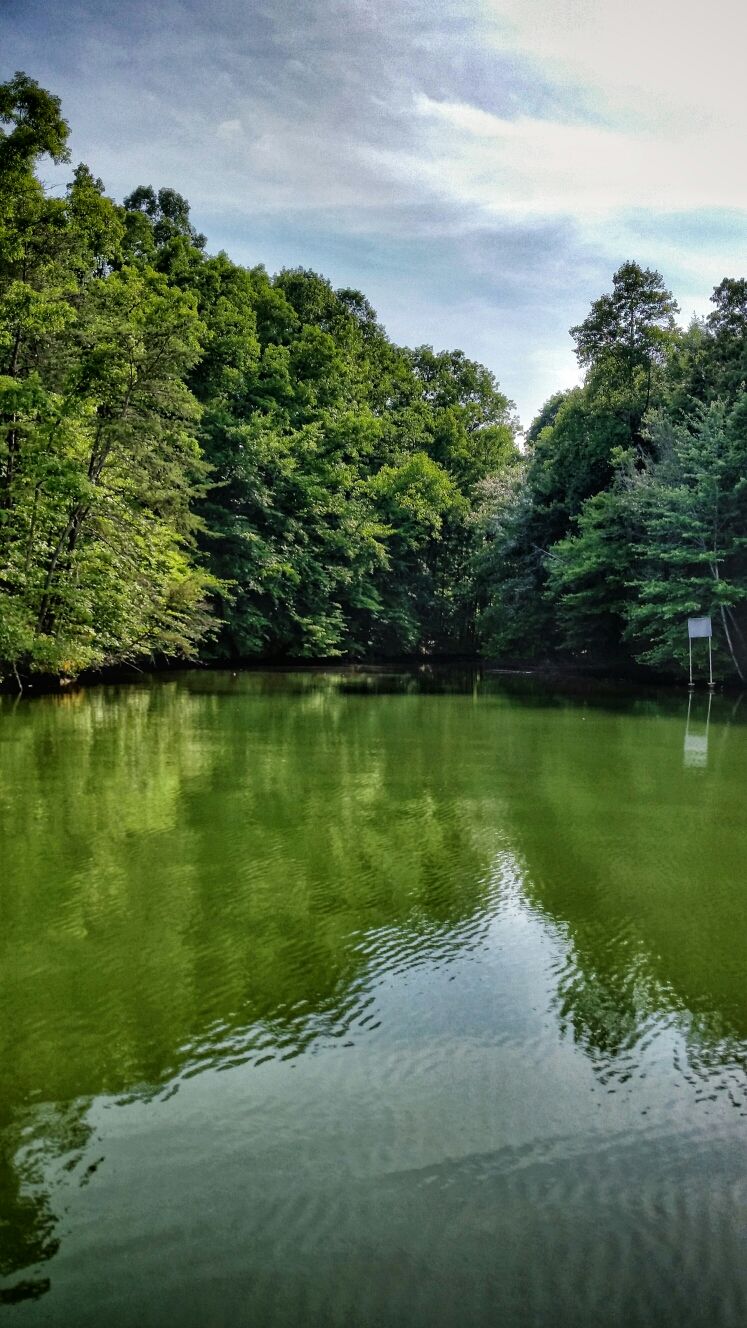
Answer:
[
  {"xmin": 2, "ymin": 73, "xmax": 746, "ymax": 684},
  {"xmin": 476, "ymin": 264, "xmax": 747, "ymax": 682}
]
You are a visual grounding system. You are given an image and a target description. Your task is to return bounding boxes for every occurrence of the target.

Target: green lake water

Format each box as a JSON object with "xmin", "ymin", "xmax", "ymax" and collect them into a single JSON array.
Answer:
[{"xmin": 1, "ymin": 670, "xmax": 745, "ymax": 1326}]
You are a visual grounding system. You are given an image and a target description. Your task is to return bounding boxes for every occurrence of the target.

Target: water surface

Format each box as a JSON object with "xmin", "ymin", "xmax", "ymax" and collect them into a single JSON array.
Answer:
[{"xmin": 1, "ymin": 672, "xmax": 745, "ymax": 1325}]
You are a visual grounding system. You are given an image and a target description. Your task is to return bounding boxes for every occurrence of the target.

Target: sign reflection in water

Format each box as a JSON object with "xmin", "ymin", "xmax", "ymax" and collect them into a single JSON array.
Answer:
[{"xmin": 683, "ymin": 691, "xmax": 713, "ymax": 768}]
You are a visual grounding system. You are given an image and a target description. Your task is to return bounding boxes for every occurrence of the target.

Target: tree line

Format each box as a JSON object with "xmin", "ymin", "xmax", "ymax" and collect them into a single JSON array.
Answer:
[
  {"xmin": 0, "ymin": 73, "xmax": 517, "ymax": 681},
  {"xmin": 476, "ymin": 262, "xmax": 747, "ymax": 681},
  {"xmin": 2, "ymin": 73, "xmax": 746, "ymax": 684}
]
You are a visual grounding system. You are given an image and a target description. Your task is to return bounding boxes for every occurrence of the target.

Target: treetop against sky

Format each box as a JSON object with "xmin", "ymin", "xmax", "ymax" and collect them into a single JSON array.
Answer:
[{"xmin": 3, "ymin": 0, "xmax": 747, "ymax": 425}]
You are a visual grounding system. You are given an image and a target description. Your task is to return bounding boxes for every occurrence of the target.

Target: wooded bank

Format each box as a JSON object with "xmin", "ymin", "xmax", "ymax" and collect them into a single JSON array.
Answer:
[{"xmin": 3, "ymin": 74, "xmax": 747, "ymax": 686}]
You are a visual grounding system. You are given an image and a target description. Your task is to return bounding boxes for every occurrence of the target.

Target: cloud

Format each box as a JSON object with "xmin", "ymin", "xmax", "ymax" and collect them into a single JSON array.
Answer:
[
  {"xmin": 405, "ymin": 94, "xmax": 747, "ymax": 216},
  {"xmin": 216, "ymin": 119, "xmax": 243, "ymax": 140},
  {"xmin": 484, "ymin": 0, "xmax": 747, "ymax": 128},
  {"xmin": 3, "ymin": 0, "xmax": 746, "ymax": 424}
]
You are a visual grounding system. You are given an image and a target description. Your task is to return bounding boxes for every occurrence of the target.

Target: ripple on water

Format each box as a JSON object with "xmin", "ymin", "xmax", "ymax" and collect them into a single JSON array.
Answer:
[{"xmin": 2, "ymin": 676, "xmax": 747, "ymax": 1325}]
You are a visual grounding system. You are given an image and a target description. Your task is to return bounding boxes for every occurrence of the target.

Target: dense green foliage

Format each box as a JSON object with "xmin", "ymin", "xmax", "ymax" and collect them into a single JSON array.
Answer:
[
  {"xmin": 0, "ymin": 75, "xmax": 216, "ymax": 679},
  {"xmin": 478, "ymin": 265, "xmax": 747, "ymax": 681},
  {"xmin": 0, "ymin": 73, "xmax": 516, "ymax": 681},
  {"xmin": 3, "ymin": 72, "xmax": 746, "ymax": 685}
]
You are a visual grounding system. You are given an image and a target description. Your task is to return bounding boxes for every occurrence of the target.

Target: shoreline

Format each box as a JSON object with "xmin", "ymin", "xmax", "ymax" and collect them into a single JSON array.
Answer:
[{"xmin": 2, "ymin": 654, "xmax": 738, "ymax": 701}]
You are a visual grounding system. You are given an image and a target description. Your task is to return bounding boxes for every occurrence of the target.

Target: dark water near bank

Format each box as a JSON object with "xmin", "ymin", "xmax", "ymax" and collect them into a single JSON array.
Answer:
[{"xmin": 1, "ymin": 671, "xmax": 745, "ymax": 1326}]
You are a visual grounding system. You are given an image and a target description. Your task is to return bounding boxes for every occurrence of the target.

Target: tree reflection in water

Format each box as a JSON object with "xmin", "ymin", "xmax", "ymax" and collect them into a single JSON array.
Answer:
[{"xmin": 1, "ymin": 673, "xmax": 745, "ymax": 1303}]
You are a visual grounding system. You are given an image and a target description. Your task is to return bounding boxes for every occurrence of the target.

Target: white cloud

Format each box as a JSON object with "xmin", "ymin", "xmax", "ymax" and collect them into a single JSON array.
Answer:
[
  {"xmin": 406, "ymin": 94, "xmax": 747, "ymax": 218},
  {"xmin": 483, "ymin": 0, "xmax": 747, "ymax": 129}
]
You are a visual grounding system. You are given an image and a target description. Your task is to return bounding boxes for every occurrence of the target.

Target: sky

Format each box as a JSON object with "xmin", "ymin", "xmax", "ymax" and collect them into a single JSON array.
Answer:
[{"xmin": 3, "ymin": 0, "xmax": 747, "ymax": 426}]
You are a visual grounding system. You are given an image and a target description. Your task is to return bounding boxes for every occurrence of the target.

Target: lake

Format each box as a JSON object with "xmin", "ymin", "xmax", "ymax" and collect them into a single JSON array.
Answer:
[{"xmin": 1, "ymin": 670, "xmax": 745, "ymax": 1326}]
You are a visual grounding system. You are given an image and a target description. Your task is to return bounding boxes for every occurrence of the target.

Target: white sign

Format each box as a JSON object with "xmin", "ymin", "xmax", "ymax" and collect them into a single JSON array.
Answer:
[{"xmin": 688, "ymin": 616, "xmax": 712, "ymax": 640}]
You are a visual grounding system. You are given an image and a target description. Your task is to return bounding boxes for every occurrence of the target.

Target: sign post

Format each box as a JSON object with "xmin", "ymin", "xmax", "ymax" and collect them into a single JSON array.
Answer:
[{"xmin": 687, "ymin": 616, "xmax": 713, "ymax": 688}]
